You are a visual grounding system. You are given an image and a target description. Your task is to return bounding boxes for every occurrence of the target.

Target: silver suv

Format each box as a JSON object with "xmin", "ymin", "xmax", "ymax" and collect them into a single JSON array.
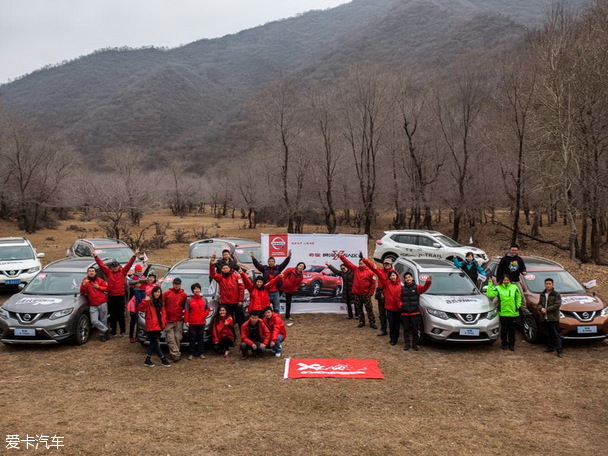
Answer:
[
  {"xmin": 0, "ymin": 258, "xmax": 103, "ymax": 345},
  {"xmin": 393, "ymin": 257, "xmax": 499, "ymax": 344},
  {"xmin": 373, "ymin": 230, "xmax": 488, "ymax": 265},
  {"xmin": 0, "ymin": 237, "xmax": 45, "ymax": 288}
]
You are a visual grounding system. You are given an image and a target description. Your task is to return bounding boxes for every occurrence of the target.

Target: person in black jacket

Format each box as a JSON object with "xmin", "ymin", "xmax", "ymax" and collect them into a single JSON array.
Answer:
[
  {"xmin": 326, "ymin": 261, "xmax": 356, "ymax": 319},
  {"xmin": 538, "ymin": 278, "xmax": 563, "ymax": 357},
  {"xmin": 250, "ymin": 250, "xmax": 292, "ymax": 313},
  {"xmin": 214, "ymin": 249, "xmax": 239, "ymax": 274}
]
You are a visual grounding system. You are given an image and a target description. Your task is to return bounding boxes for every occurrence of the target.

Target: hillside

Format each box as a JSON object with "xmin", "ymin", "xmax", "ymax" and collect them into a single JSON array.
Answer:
[{"xmin": 0, "ymin": 0, "xmax": 592, "ymax": 158}]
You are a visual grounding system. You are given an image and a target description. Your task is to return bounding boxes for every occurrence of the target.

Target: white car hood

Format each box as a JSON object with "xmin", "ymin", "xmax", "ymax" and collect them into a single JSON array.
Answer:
[
  {"xmin": 421, "ymin": 294, "xmax": 493, "ymax": 313},
  {"xmin": 0, "ymin": 259, "xmax": 39, "ymax": 271}
]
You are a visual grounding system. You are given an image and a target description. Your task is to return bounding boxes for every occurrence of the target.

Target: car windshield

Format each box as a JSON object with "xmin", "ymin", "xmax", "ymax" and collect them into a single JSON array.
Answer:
[
  {"xmin": 523, "ymin": 270, "xmax": 585, "ymax": 294},
  {"xmin": 305, "ymin": 266, "xmax": 325, "ymax": 273},
  {"xmin": 96, "ymin": 247, "xmax": 134, "ymax": 263},
  {"xmin": 423, "ymin": 272, "xmax": 479, "ymax": 296},
  {"xmin": 233, "ymin": 247, "xmax": 261, "ymax": 263},
  {"xmin": 0, "ymin": 245, "xmax": 35, "ymax": 261},
  {"xmin": 433, "ymin": 235, "xmax": 461, "ymax": 248},
  {"xmin": 23, "ymin": 271, "xmax": 82, "ymax": 295},
  {"xmin": 160, "ymin": 273, "xmax": 215, "ymax": 297},
  {"xmin": 189, "ymin": 241, "xmax": 233, "ymax": 259}
]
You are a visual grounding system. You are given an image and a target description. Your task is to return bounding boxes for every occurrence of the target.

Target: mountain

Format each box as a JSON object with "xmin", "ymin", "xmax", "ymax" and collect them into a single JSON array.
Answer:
[{"xmin": 0, "ymin": 0, "xmax": 592, "ymax": 160}]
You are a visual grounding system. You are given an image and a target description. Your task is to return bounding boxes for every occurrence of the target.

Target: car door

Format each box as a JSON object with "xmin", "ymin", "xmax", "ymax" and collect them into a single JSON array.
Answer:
[
  {"xmin": 416, "ymin": 235, "xmax": 441, "ymax": 259},
  {"xmin": 393, "ymin": 234, "xmax": 421, "ymax": 258}
]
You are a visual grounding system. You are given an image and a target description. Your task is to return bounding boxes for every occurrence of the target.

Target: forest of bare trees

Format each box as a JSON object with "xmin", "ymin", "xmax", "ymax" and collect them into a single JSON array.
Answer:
[{"xmin": 1, "ymin": 2, "xmax": 607, "ymax": 264}]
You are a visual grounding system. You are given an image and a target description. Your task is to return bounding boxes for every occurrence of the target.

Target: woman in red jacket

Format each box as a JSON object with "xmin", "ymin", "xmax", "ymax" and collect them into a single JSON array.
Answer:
[
  {"xmin": 212, "ymin": 305, "xmax": 235, "ymax": 357},
  {"xmin": 139, "ymin": 286, "xmax": 170, "ymax": 367},
  {"xmin": 364, "ymin": 259, "xmax": 403, "ymax": 346},
  {"xmin": 339, "ymin": 253, "xmax": 377, "ymax": 329},
  {"xmin": 240, "ymin": 273, "xmax": 282, "ymax": 314},
  {"xmin": 280, "ymin": 262, "xmax": 306, "ymax": 320},
  {"xmin": 263, "ymin": 306, "xmax": 287, "ymax": 357},
  {"xmin": 184, "ymin": 283, "xmax": 210, "ymax": 360}
]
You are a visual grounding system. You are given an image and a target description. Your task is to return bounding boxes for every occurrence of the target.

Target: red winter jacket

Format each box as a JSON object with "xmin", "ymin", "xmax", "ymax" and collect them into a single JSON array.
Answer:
[
  {"xmin": 280, "ymin": 267, "xmax": 304, "ymax": 294},
  {"xmin": 263, "ymin": 312, "xmax": 287, "ymax": 342},
  {"xmin": 79, "ymin": 277, "xmax": 108, "ymax": 307},
  {"xmin": 362, "ymin": 259, "xmax": 395, "ymax": 288},
  {"xmin": 163, "ymin": 287, "xmax": 187, "ymax": 323},
  {"xmin": 240, "ymin": 272, "xmax": 282, "ymax": 312},
  {"xmin": 240, "ymin": 319, "xmax": 270, "ymax": 347},
  {"xmin": 184, "ymin": 294, "xmax": 210, "ymax": 325},
  {"xmin": 363, "ymin": 259, "xmax": 401, "ymax": 311},
  {"xmin": 139, "ymin": 297, "xmax": 167, "ymax": 331},
  {"xmin": 339, "ymin": 255, "xmax": 376, "ymax": 296},
  {"xmin": 95, "ymin": 255, "xmax": 135, "ymax": 296},
  {"xmin": 209, "ymin": 263, "xmax": 245, "ymax": 304},
  {"xmin": 212, "ymin": 315, "xmax": 235, "ymax": 344}
]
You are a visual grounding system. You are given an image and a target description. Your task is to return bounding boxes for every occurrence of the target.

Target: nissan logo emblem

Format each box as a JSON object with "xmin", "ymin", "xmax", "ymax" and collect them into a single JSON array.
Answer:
[
  {"xmin": 23, "ymin": 314, "xmax": 32, "ymax": 321},
  {"xmin": 465, "ymin": 314, "xmax": 474, "ymax": 322},
  {"xmin": 10, "ymin": 270, "xmax": 16, "ymax": 275},
  {"xmin": 582, "ymin": 312, "xmax": 590, "ymax": 319}
]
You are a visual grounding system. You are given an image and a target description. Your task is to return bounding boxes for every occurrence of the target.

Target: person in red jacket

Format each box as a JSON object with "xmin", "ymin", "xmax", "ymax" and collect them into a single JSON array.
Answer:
[
  {"xmin": 280, "ymin": 262, "xmax": 306, "ymax": 320},
  {"xmin": 263, "ymin": 306, "xmax": 287, "ymax": 357},
  {"xmin": 94, "ymin": 252, "xmax": 136, "ymax": 338},
  {"xmin": 209, "ymin": 255, "xmax": 245, "ymax": 328},
  {"xmin": 80, "ymin": 267, "xmax": 111, "ymax": 341},
  {"xmin": 368, "ymin": 257, "xmax": 395, "ymax": 337},
  {"xmin": 211, "ymin": 305, "xmax": 235, "ymax": 357},
  {"xmin": 163, "ymin": 277, "xmax": 188, "ymax": 361},
  {"xmin": 364, "ymin": 259, "xmax": 403, "ymax": 346},
  {"xmin": 240, "ymin": 311, "xmax": 270, "ymax": 360},
  {"xmin": 240, "ymin": 273, "xmax": 282, "ymax": 314},
  {"xmin": 139, "ymin": 286, "xmax": 171, "ymax": 367},
  {"xmin": 401, "ymin": 272, "xmax": 432, "ymax": 351},
  {"xmin": 184, "ymin": 283, "xmax": 210, "ymax": 360},
  {"xmin": 339, "ymin": 253, "xmax": 377, "ymax": 329}
]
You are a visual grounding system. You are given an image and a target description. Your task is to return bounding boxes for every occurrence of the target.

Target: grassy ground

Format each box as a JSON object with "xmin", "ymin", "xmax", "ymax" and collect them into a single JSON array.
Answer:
[{"xmin": 0, "ymin": 211, "xmax": 607, "ymax": 455}]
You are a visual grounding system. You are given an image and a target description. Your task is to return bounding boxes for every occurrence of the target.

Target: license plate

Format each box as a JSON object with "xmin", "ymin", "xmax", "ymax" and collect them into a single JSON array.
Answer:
[
  {"xmin": 5, "ymin": 279, "xmax": 20, "ymax": 285},
  {"xmin": 459, "ymin": 328, "xmax": 480, "ymax": 336},
  {"xmin": 14, "ymin": 328, "xmax": 35, "ymax": 336},
  {"xmin": 577, "ymin": 326, "xmax": 597, "ymax": 334}
]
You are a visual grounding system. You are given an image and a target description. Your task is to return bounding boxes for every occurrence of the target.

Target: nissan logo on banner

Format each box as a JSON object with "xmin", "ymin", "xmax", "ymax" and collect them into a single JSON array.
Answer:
[{"xmin": 268, "ymin": 234, "xmax": 288, "ymax": 257}]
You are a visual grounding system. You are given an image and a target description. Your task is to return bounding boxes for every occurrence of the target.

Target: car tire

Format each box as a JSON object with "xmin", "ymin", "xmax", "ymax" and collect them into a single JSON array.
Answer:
[
  {"xmin": 382, "ymin": 253, "xmax": 398, "ymax": 263},
  {"xmin": 311, "ymin": 281, "xmax": 322, "ymax": 297},
  {"xmin": 522, "ymin": 315, "xmax": 539, "ymax": 344},
  {"xmin": 73, "ymin": 313, "xmax": 91, "ymax": 345},
  {"xmin": 333, "ymin": 285, "xmax": 342, "ymax": 297}
]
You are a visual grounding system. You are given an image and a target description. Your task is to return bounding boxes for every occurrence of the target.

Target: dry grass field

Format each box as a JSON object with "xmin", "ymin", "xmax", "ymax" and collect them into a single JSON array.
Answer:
[{"xmin": 1, "ymin": 211, "xmax": 607, "ymax": 455}]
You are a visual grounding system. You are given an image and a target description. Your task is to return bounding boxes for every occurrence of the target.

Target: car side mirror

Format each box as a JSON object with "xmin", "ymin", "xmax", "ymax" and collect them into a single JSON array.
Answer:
[
  {"xmin": 432, "ymin": 243, "xmax": 441, "ymax": 248},
  {"xmin": 18, "ymin": 283, "xmax": 25, "ymax": 291},
  {"xmin": 37, "ymin": 252, "xmax": 45, "ymax": 258},
  {"xmin": 481, "ymin": 286, "xmax": 488, "ymax": 293}
]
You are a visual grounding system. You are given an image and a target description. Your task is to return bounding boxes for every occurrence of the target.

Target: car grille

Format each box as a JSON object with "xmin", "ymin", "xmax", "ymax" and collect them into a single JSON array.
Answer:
[
  {"xmin": 454, "ymin": 313, "xmax": 482, "ymax": 324},
  {"xmin": 9, "ymin": 312, "xmax": 47, "ymax": 324},
  {"xmin": 0, "ymin": 269, "xmax": 27, "ymax": 277},
  {"xmin": 562, "ymin": 310, "xmax": 597, "ymax": 322}
]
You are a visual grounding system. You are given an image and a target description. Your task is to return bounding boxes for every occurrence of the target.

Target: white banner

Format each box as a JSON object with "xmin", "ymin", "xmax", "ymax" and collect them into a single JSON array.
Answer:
[{"xmin": 260, "ymin": 233, "xmax": 368, "ymax": 314}]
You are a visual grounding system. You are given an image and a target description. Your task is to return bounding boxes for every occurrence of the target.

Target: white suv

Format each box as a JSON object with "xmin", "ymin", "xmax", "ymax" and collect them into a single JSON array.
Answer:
[
  {"xmin": 0, "ymin": 237, "xmax": 45, "ymax": 287},
  {"xmin": 373, "ymin": 230, "xmax": 488, "ymax": 265}
]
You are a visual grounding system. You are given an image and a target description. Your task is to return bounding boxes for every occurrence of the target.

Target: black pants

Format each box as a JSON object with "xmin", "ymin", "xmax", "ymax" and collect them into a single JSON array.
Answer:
[
  {"xmin": 223, "ymin": 303, "xmax": 245, "ymax": 329},
  {"xmin": 146, "ymin": 331, "xmax": 164, "ymax": 359},
  {"xmin": 402, "ymin": 314, "xmax": 421, "ymax": 347},
  {"xmin": 129, "ymin": 312, "xmax": 138, "ymax": 338},
  {"xmin": 500, "ymin": 316, "xmax": 517, "ymax": 348},
  {"xmin": 545, "ymin": 320, "xmax": 562, "ymax": 351},
  {"xmin": 285, "ymin": 293, "xmax": 294, "ymax": 319},
  {"xmin": 188, "ymin": 324, "xmax": 206, "ymax": 355},
  {"xmin": 387, "ymin": 310, "xmax": 401, "ymax": 344},
  {"xmin": 108, "ymin": 295, "xmax": 126, "ymax": 335},
  {"xmin": 343, "ymin": 292, "xmax": 354, "ymax": 318},
  {"xmin": 376, "ymin": 290, "xmax": 387, "ymax": 332},
  {"xmin": 214, "ymin": 337, "xmax": 234, "ymax": 352}
]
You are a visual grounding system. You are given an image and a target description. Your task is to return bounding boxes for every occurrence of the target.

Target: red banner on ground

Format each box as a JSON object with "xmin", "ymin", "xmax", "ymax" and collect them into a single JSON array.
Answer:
[{"xmin": 284, "ymin": 358, "xmax": 384, "ymax": 379}]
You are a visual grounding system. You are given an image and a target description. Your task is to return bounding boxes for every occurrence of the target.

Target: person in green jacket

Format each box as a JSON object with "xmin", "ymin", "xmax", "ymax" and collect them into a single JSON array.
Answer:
[{"xmin": 486, "ymin": 275, "xmax": 522, "ymax": 351}]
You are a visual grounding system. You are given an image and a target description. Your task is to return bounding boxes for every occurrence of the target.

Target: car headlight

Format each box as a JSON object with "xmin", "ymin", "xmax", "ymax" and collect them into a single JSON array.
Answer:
[
  {"xmin": 559, "ymin": 311, "xmax": 565, "ymax": 319},
  {"xmin": 601, "ymin": 307, "xmax": 608, "ymax": 318},
  {"xmin": 427, "ymin": 308, "xmax": 449, "ymax": 320},
  {"xmin": 27, "ymin": 266, "xmax": 41, "ymax": 274},
  {"xmin": 0, "ymin": 307, "xmax": 8, "ymax": 318},
  {"xmin": 49, "ymin": 308, "xmax": 74, "ymax": 320},
  {"xmin": 486, "ymin": 309, "xmax": 498, "ymax": 320}
]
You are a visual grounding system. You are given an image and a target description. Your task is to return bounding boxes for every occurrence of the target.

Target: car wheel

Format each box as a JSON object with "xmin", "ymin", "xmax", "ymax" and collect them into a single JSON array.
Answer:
[
  {"xmin": 382, "ymin": 253, "xmax": 398, "ymax": 263},
  {"xmin": 521, "ymin": 315, "xmax": 539, "ymax": 344},
  {"xmin": 311, "ymin": 281, "xmax": 322, "ymax": 296},
  {"xmin": 333, "ymin": 285, "xmax": 342, "ymax": 297},
  {"xmin": 73, "ymin": 313, "xmax": 90, "ymax": 345}
]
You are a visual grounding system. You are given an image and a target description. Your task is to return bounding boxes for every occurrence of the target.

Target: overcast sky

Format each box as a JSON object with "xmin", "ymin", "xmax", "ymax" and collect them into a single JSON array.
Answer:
[{"xmin": 0, "ymin": 0, "xmax": 350, "ymax": 83}]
